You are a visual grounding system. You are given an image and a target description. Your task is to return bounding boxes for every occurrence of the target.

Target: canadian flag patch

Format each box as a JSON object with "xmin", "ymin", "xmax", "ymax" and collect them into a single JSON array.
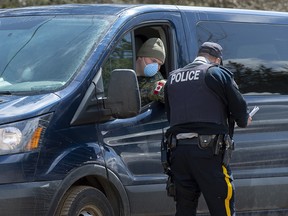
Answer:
[{"xmin": 153, "ymin": 81, "xmax": 165, "ymax": 95}]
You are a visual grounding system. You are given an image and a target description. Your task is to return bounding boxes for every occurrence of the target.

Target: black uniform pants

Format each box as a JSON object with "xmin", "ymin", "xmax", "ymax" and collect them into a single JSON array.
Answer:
[{"xmin": 170, "ymin": 142, "xmax": 235, "ymax": 216}]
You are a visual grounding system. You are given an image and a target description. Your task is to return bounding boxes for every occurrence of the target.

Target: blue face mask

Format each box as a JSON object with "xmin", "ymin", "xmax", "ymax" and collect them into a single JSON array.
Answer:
[{"xmin": 144, "ymin": 63, "xmax": 158, "ymax": 77}]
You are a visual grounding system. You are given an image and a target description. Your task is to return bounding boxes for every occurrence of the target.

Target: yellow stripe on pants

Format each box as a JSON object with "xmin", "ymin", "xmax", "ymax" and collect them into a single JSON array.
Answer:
[{"xmin": 222, "ymin": 165, "xmax": 233, "ymax": 216}]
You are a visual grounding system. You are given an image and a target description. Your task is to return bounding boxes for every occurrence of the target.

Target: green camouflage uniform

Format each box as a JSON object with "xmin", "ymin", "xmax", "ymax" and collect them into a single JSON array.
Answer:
[{"xmin": 137, "ymin": 72, "xmax": 166, "ymax": 106}]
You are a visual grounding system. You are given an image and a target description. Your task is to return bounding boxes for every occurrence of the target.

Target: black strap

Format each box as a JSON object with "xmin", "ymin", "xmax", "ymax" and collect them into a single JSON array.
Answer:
[{"xmin": 228, "ymin": 114, "xmax": 235, "ymax": 138}]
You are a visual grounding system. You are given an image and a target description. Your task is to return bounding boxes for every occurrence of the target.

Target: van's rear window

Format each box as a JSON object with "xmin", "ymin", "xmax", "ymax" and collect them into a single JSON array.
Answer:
[{"xmin": 197, "ymin": 21, "xmax": 288, "ymax": 95}]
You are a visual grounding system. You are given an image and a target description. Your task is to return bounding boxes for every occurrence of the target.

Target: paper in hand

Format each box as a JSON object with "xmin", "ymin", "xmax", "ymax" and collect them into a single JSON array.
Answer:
[{"xmin": 249, "ymin": 106, "xmax": 259, "ymax": 117}]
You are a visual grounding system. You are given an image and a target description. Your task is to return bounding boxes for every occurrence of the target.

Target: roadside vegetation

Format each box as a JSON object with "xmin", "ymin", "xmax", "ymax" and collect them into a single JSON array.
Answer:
[{"xmin": 1, "ymin": 0, "xmax": 288, "ymax": 12}]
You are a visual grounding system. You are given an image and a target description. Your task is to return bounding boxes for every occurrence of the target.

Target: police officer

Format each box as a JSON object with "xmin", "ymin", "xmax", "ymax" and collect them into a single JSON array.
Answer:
[
  {"xmin": 164, "ymin": 42, "xmax": 251, "ymax": 216},
  {"xmin": 136, "ymin": 37, "xmax": 166, "ymax": 106}
]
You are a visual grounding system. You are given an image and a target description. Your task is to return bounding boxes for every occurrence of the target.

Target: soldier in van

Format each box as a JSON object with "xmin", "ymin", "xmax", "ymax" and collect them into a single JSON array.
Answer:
[{"xmin": 135, "ymin": 37, "xmax": 166, "ymax": 106}]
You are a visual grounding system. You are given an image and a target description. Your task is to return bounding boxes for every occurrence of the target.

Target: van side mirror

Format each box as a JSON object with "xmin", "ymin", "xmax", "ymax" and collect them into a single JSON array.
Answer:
[
  {"xmin": 70, "ymin": 69, "xmax": 140, "ymax": 125},
  {"xmin": 106, "ymin": 69, "xmax": 140, "ymax": 118}
]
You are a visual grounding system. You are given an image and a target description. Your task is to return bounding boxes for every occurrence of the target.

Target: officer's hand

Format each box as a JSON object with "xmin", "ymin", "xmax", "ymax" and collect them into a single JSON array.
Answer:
[{"xmin": 247, "ymin": 116, "xmax": 252, "ymax": 126}]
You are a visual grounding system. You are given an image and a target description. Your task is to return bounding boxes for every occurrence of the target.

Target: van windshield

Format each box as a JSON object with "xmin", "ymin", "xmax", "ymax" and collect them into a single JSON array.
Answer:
[{"xmin": 0, "ymin": 15, "xmax": 115, "ymax": 93}]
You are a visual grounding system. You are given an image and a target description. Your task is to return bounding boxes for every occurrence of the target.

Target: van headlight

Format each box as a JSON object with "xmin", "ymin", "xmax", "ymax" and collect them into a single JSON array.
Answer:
[{"xmin": 0, "ymin": 114, "xmax": 51, "ymax": 155}]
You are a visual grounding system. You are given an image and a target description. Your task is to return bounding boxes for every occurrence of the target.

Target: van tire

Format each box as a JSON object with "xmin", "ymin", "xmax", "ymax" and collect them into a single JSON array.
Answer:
[{"xmin": 59, "ymin": 186, "xmax": 114, "ymax": 216}]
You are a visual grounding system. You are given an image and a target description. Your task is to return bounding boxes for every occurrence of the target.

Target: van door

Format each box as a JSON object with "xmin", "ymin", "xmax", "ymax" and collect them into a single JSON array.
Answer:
[{"xmin": 97, "ymin": 12, "xmax": 186, "ymax": 215}]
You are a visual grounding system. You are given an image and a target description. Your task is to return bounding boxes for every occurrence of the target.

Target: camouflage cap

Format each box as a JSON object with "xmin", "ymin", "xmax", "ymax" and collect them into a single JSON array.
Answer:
[{"xmin": 137, "ymin": 38, "xmax": 166, "ymax": 63}]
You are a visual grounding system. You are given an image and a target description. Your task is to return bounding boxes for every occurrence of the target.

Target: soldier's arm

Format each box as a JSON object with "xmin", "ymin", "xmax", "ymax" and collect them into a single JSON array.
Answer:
[{"xmin": 147, "ymin": 79, "xmax": 166, "ymax": 103}]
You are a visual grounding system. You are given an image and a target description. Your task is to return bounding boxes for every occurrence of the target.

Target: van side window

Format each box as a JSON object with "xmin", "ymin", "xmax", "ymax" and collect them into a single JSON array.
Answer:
[
  {"xmin": 196, "ymin": 21, "xmax": 288, "ymax": 95},
  {"xmin": 102, "ymin": 25, "xmax": 172, "ymax": 105},
  {"xmin": 102, "ymin": 33, "xmax": 133, "ymax": 93}
]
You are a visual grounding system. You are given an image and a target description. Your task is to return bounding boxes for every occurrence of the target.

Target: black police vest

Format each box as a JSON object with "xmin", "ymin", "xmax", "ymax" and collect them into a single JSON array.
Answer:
[{"xmin": 167, "ymin": 63, "xmax": 227, "ymax": 127}]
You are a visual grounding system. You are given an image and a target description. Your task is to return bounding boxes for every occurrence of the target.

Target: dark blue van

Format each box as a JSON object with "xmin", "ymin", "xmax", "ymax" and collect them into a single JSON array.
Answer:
[{"xmin": 0, "ymin": 4, "xmax": 287, "ymax": 216}]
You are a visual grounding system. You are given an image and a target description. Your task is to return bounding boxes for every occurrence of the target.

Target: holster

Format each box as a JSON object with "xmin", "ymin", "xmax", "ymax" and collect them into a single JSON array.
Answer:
[
  {"xmin": 214, "ymin": 134, "xmax": 224, "ymax": 155},
  {"xmin": 166, "ymin": 175, "xmax": 176, "ymax": 200},
  {"xmin": 162, "ymin": 134, "xmax": 176, "ymax": 200},
  {"xmin": 161, "ymin": 136, "xmax": 170, "ymax": 174},
  {"xmin": 222, "ymin": 134, "xmax": 235, "ymax": 166}
]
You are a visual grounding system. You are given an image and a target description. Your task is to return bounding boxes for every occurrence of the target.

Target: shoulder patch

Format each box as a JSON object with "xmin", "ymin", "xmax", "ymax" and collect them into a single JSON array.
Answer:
[{"xmin": 154, "ymin": 80, "xmax": 166, "ymax": 95}]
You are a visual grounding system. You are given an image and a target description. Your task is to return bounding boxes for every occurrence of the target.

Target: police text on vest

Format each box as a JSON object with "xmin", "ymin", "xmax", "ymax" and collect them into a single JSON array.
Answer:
[{"xmin": 170, "ymin": 70, "xmax": 200, "ymax": 84}]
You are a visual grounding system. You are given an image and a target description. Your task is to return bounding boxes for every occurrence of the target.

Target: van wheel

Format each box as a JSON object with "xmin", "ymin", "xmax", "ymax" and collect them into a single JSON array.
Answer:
[{"xmin": 59, "ymin": 186, "xmax": 114, "ymax": 216}]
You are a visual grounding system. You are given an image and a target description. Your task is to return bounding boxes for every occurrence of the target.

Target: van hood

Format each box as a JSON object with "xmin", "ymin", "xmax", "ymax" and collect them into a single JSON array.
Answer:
[{"xmin": 0, "ymin": 93, "xmax": 60, "ymax": 124}]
